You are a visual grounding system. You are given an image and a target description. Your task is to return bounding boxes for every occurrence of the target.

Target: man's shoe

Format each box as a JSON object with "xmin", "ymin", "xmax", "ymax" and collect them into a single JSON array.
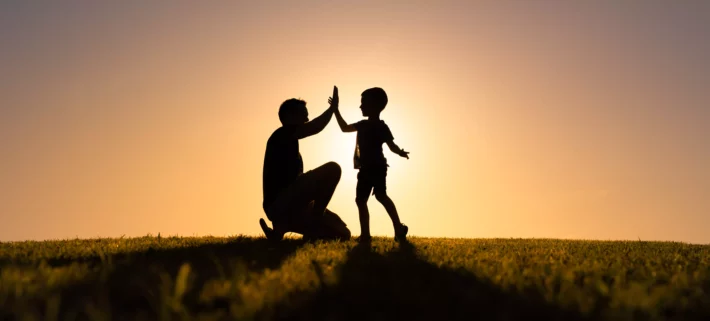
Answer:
[{"xmin": 260, "ymin": 218, "xmax": 277, "ymax": 240}]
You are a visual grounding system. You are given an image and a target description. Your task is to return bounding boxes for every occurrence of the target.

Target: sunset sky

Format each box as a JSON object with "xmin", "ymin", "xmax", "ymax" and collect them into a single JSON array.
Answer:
[{"xmin": 1, "ymin": 2, "xmax": 708, "ymax": 243}]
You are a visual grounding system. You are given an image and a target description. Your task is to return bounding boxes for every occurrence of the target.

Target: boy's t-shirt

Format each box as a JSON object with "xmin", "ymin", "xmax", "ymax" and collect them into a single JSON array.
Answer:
[{"xmin": 353, "ymin": 119, "xmax": 394, "ymax": 170}]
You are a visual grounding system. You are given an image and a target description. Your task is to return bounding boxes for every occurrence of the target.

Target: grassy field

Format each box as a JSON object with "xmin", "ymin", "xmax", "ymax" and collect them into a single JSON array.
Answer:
[{"xmin": 1, "ymin": 236, "xmax": 709, "ymax": 321}]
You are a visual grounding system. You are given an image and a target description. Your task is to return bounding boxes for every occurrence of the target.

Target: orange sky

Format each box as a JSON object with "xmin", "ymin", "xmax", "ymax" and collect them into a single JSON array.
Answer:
[{"xmin": 1, "ymin": 2, "xmax": 709, "ymax": 243}]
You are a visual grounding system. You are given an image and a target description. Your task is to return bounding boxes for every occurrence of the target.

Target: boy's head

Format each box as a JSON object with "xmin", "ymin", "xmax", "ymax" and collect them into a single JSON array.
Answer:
[
  {"xmin": 278, "ymin": 98, "xmax": 309, "ymax": 125},
  {"xmin": 360, "ymin": 87, "xmax": 388, "ymax": 117}
]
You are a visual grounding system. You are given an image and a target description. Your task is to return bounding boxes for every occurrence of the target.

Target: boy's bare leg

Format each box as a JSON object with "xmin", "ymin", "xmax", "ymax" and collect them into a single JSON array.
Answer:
[
  {"xmin": 375, "ymin": 193, "xmax": 402, "ymax": 228},
  {"xmin": 356, "ymin": 199, "xmax": 371, "ymax": 238},
  {"xmin": 376, "ymin": 192, "xmax": 408, "ymax": 241}
]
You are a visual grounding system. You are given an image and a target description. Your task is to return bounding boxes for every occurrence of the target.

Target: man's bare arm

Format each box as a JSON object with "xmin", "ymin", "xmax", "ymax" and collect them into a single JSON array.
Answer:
[
  {"xmin": 295, "ymin": 107, "xmax": 333, "ymax": 139},
  {"xmin": 386, "ymin": 140, "xmax": 409, "ymax": 159}
]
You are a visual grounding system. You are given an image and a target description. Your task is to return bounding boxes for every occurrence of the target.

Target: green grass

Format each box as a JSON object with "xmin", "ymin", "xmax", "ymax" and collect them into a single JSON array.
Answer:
[{"xmin": 1, "ymin": 236, "xmax": 709, "ymax": 320}]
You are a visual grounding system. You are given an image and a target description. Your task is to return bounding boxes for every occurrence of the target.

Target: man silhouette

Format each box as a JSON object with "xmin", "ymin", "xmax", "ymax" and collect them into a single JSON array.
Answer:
[{"xmin": 260, "ymin": 87, "xmax": 351, "ymax": 241}]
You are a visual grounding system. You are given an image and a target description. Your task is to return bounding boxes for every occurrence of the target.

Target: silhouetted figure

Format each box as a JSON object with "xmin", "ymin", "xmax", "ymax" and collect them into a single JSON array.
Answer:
[
  {"xmin": 331, "ymin": 86, "xmax": 409, "ymax": 242},
  {"xmin": 260, "ymin": 88, "xmax": 351, "ymax": 241}
]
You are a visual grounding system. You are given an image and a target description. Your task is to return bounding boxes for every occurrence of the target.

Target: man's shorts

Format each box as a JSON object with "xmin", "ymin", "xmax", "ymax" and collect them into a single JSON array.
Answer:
[{"xmin": 356, "ymin": 166, "xmax": 387, "ymax": 201}]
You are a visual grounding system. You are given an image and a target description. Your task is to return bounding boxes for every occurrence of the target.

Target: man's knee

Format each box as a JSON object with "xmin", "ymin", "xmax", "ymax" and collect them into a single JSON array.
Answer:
[{"xmin": 323, "ymin": 161, "xmax": 341, "ymax": 181}]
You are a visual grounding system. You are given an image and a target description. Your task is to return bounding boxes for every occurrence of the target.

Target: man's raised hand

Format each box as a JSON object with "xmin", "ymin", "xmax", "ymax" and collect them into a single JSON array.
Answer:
[{"xmin": 328, "ymin": 86, "xmax": 339, "ymax": 110}]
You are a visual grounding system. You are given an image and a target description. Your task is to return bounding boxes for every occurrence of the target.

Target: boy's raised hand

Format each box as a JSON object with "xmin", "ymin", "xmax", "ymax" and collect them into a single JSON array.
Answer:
[{"xmin": 400, "ymin": 149, "xmax": 410, "ymax": 159}]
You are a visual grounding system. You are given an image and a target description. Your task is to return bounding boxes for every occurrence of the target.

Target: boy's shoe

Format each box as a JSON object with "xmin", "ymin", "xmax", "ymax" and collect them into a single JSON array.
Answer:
[
  {"xmin": 394, "ymin": 223, "xmax": 408, "ymax": 242},
  {"xmin": 356, "ymin": 235, "xmax": 372, "ymax": 244}
]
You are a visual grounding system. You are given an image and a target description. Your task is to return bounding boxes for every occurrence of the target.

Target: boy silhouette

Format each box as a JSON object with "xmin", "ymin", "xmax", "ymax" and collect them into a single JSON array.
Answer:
[{"xmin": 330, "ymin": 86, "xmax": 410, "ymax": 242}]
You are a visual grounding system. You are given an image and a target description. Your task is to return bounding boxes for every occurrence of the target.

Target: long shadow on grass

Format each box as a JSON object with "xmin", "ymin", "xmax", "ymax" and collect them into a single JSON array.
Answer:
[
  {"xmin": 256, "ymin": 241, "xmax": 592, "ymax": 321},
  {"xmin": 3, "ymin": 236, "xmax": 313, "ymax": 320},
  {"xmin": 0, "ymin": 237, "xmax": 304, "ymax": 269}
]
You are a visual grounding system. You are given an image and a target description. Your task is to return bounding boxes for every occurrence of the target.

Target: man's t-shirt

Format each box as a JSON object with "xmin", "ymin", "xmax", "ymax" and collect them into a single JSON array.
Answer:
[
  {"xmin": 263, "ymin": 126, "xmax": 303, "ymax": 210},
  {"xmin": 353, "ymin": 119, "xmax": 394, "ymax": 170}
]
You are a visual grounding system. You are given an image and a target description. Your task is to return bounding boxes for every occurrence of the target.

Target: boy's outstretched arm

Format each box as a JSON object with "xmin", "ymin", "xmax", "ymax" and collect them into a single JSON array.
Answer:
[
  {"xmin": 386, "ymin": 140, "xmax": 410, "ymax": 159},
  {"xmin": 333, "ymin": 107, "xmax": 357, "ymax": 132}
]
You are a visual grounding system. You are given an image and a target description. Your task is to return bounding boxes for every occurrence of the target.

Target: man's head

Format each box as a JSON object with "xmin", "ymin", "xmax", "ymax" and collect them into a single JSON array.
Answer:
[
  {"xmin": 279, "ymin": 98, "xmax": 309, "ymax": 125},
  {"xmin": 360, "ymin": 87, "xmax": 388, "ymax": 117}
]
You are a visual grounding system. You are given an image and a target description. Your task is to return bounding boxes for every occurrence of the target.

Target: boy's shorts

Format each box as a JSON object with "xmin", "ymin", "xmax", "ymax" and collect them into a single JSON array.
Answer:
[{"xmin": 356, "ymin": 167, "xmax": 387, "ymax": 201}]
